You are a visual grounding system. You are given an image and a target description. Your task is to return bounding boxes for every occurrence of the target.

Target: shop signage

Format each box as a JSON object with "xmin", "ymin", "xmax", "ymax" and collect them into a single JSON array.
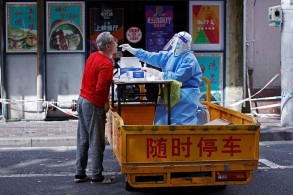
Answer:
[
  {"xmin": 6, "ymin": 2, "xmax": 37, "ymax": 53},
  {"xmin": 89, "ymin": 8, "xmax": 124, "ymax": 52},
  {"xmin": 46, "ymin": 1, "xmax": 85, "ymax": 52},
  {"xmin": 195, "ymin": 52, "xmax": 223, "ymax": 103},
  {"xmin": 126, "ymin": 27, "xmax": 142, "ymax": 44},
  {"xmin": 145, "ymin": 6, "xmax": 173, "ymax": 52},
  {"xmin": 189, "ymin": 1, "xmax": 224, "ymax": 51}
]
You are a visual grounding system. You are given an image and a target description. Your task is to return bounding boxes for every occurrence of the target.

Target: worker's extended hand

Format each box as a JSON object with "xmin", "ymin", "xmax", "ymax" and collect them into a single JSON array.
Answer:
[{"xmin": 119, "ymin": 44, "xmax": 137, "ymax": 55}]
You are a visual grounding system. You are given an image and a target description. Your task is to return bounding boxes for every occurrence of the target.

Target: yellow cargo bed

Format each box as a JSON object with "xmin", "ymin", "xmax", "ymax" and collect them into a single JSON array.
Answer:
[{"xmin": 107, "ymin": 77, "xmax": 260, "ymax": 189}]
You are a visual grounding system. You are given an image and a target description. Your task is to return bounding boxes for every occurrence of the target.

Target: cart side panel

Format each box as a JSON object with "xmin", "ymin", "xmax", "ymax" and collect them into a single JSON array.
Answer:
[
  {"xmin": 110, "ymin": 111, "xmax": 124, "ymax": 166},
  {"xmin": 124, "ymin": 128, "xmax": 259, "ymax": 163},
  {"xmin": 113, "ymin": 104, "xmax": 155, "ymax": 125},
  {"xmin": 110, "ymin": 103, "xmax": 260, "ymax": 188},
  {"xmin": 204, "ymin": 102, "xmax": 257, "ymax": 125}
]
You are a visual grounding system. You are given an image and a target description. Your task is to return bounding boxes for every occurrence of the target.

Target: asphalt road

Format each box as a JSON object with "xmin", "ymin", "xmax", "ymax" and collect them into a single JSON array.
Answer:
[{"xmin": 0, "ymin": 141, "xmax": 292, "ymax": 195}]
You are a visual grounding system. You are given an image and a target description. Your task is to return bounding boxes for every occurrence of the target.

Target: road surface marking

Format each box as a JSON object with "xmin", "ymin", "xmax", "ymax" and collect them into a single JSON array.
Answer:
[{"xmin": 258, "ymin": 158, "xmax": 293, "ymax": 169}]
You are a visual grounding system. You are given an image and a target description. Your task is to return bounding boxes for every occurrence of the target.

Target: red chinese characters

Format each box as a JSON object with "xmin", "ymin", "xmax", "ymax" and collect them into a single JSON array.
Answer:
[
  {"xmin": 55, "ymin": 7, "xmax": 67, "ymax": 12},
  {"xmin": 172, "ymin": 137, "xmax": 192, "ymax": 157},
  {"xmin": 222, "ymin": 136, "xmax": 242, "ymax": 156},
  {"xmin": 146, "ymin": 136, "xmax": 242, "ymax": 159},
  {"xmin": 197, "ymin": 136, "xmax": 242, "ymax": 157},
  {"xmin": 146, "ymin": 138, "xmax": 167, "ymax": 158},
  {"xmin": 197, "ymin": 137, "xmax": 217, "ymax": 157},
  {"xmin": 147, "ymin": 137, "xmax": 192, "ymax": 158}
]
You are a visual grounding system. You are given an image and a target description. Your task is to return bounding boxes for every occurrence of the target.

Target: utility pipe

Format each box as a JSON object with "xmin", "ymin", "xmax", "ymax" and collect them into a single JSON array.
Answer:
[
  {"xmin": 0, "ymin": 0, "xmax": 6, "ymax": 119},
  {"xmin": 281, "ymin": 0, "xmax": 293, "ymax": 127},
  {"xmin": 37, "ymin": 0, "xmax": 45, "ymax": 112},
  {"xmin": 243, "ymin": 0, "xmax": 247, "ymax": 109}
]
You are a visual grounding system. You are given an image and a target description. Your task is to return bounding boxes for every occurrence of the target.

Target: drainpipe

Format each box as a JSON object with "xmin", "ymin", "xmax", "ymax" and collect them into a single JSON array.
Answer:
[
  {"xmin": 281, "ymin": 0, "xmax": 293, "ymax": 127},
  {"xmin": 0, "ymin": 0, "xmax": 6, "ymax": 119},
  {"xmin": 243, "ymin": 0, "xmax": 247, "ymax": 109},
  {"xmin": 37, "ymin": 0, "xmax": 45, "ymax": 112}
]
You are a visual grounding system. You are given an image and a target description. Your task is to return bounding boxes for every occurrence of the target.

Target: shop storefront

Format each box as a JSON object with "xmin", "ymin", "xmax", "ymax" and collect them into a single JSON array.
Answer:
[{"xmin": 0, "ymin": 0, "xmax": 233, "ymax": 120}]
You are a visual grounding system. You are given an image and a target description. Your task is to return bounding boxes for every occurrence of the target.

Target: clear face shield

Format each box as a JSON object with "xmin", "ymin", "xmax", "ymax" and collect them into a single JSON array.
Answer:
[
  {"xmin": 162, "ymin": 32, "xmax": 191, "ymax": 56},
  {"xmin": 163, "ymin": 33, "xmax": 179, "ymax": 51}
]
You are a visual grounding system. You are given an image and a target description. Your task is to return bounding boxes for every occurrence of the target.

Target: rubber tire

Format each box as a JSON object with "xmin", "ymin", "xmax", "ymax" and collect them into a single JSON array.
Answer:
[{"xmin": 125, "ymin": 181, "xmax": 136, "ymax": 192}]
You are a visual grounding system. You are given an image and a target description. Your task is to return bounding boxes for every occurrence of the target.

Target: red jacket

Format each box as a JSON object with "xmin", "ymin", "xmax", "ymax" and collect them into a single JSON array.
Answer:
[{"xmin": 80, "ymin": 52, "xmax": 113, "ymax": 108}]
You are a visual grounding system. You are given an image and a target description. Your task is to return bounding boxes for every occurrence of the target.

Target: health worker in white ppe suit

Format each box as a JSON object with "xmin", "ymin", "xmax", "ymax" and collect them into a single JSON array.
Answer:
[{"xmin": 119, "ymin": 31, "xmax": 206, "ymax": 125}]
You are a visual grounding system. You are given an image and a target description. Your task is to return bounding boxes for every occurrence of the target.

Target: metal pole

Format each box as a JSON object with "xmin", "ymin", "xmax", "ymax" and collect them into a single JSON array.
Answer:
[
  {"xmin": 0, "ymin": 0, "xmax": 6, "ymax": 119},
  {"xmin": 37, "ymin": 0, "xmax": 45, "ymax": 112},
  {"xmin": 243, "ymin": 0, "xmax": 247, "ymax": 109},
  {"xmin": 0, "ymin": 0, "xmax": 2, "ymax": 116},
  {"xmin": 281, "ymin": 0, "xmax": 293, "ymax": 126}
]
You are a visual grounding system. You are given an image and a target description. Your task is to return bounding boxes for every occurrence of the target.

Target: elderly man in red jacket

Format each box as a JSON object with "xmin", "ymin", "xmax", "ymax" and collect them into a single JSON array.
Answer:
[{"xmin": 74, "ymin": 32, "xmax": 117, "ymax": 184}]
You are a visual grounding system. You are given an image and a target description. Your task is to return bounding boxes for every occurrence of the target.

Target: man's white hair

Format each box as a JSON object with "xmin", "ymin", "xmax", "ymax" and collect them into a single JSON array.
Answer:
[{"xmin": 96, "ymin": 31, "xmax": 112, "ymax": 51}]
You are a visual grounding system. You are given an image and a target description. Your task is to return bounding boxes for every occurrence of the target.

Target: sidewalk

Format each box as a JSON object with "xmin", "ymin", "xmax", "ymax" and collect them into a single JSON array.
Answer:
[
  {"xmin": 0, "ymin": 116, "xmax": 292, "ymax": 147},
  {"xmin": 0, "ymin": 120, "xmax": 78, "ymax": 148},
  {"xmin": 257, "ymin": 116, "xmax": 293, "ymax": 141}
]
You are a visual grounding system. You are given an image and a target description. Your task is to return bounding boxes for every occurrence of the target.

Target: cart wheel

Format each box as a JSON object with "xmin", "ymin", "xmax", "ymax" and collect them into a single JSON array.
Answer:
[{"xmin": 125, "ymin": 181, "xmax": 136, "ymax": 192}]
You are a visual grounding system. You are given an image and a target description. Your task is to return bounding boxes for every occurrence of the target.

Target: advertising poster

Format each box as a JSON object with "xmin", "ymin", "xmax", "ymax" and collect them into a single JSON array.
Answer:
[
  {"xmin": 46, "ymin": 1, "xmax": 85, "ymax": 52},
  {"xmin": 189, "ymin": 1, "xmax": 224, "ymax": 51},
  {"xmin": 145, "ymin": 6, "xmax": 173, "ymax": 52},
  {"xmin": 195, "ymin": 53, "xmax": 223, "ymax": 103},
  {"xmin": 126, "ymin": 27, "xmax": 142, "ymax": 44},
  {"xmin": 90, "ymin": 8, "xmax": 124, "ymax": 52},
  {"xmin": 6, "ymin": 2, "xmax": 37, "ymax": 53}
]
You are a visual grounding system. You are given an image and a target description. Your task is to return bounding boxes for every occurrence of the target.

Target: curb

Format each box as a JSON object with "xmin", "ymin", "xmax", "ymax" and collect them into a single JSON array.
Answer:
[
  {"xmin": 260, "ymin": 130, "xmax": 293, "ymax": 141},
  {"xmin": 0, "ymin": 137, "xmax": 113, "ymax": 148},
  {"xmin": 0, "ymin": 137, "xmax": 76, "ymax": 148}
]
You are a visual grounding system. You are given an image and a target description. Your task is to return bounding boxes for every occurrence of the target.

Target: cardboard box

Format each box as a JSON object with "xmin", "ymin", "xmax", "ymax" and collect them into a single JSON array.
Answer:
[
  {"xmin": 127, "ymin": 71, "xmax": 145, "ymax": 80},
  {"xmin": 118, "ymin": 68, "xmax": 141, "ymax": 79}
]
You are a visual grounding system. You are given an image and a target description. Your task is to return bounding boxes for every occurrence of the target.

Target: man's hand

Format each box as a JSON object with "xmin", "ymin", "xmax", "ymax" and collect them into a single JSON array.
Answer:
[
  {"xmin": 119, "ymin": 44, "xmax": 137, "ymax": 55},
  {"xmin": 104, "ymin": 102, "xmax": 110, "ymax": 113}
]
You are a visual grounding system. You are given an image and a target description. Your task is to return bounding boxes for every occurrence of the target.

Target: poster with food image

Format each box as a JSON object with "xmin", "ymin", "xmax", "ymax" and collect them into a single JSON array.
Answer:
[
  {"xmin": 6, "ymin": 2, "xmax": 37, "ymax": 52},
  {"xmin": 46, "ymin": 1, "xmax": 85, "ymax": 52}
]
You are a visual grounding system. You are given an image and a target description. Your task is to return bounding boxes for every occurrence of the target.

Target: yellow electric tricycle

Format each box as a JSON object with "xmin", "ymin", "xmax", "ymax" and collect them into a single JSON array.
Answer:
[{"xmin": 107, "ymin": 77, "xmax": 260, "ymax": 190}]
